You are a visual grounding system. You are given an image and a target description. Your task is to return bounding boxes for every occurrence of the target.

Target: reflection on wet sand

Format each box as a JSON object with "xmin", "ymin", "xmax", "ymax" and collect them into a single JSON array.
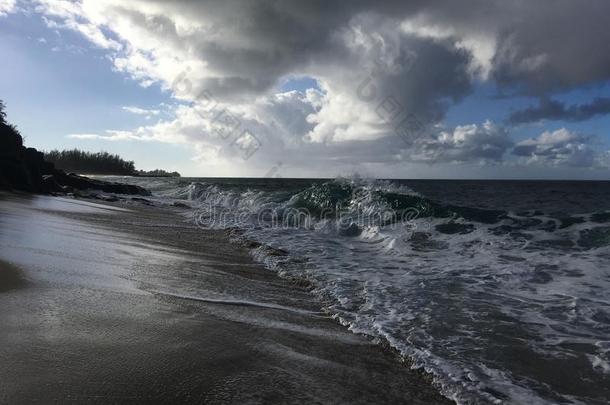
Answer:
[
  {"xmin": 0, "ymin": 260, "xmax": 26, "ymax": 292},
  {"xmin": 0, "ymin": 193, "xmax": 450, "ymax": 405}
]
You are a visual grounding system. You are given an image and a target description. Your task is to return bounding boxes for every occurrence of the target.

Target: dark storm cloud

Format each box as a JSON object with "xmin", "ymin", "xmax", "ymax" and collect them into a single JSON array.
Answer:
[
  {"xmin": 187, "ymin": 0, "xmax": 610, "ymax": 100},
  {"xmin": 489, "ymin": 1, "xmax": 610, "ymax": 95},
  {"xmin": 157, "ymin": 0, "xmax": 474, "ymax": 108},
  {"xmin": 41, "ymin": 0, "xmax": 610, "ymax": 109},
  {"xmin": 33, "ymin": 0, "xmax": 610, "ymax": 174},
  {"xmin": 508, "ymin": 97, "xmax": 610, "ymax": 125},
  {"xmin": 150, "ymin": 0, "xmax": 425, "ymax": 99}
]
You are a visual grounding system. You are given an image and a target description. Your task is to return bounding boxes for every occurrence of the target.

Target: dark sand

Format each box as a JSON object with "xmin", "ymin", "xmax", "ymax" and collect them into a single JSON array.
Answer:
[{"xmin": 0, "ymin": 193, "xmax": 452, "ymax": 404}]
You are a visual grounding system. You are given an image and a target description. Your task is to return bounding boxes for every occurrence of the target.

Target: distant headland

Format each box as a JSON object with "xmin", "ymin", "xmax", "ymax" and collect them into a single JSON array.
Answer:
[{"xmin": 0, "ymin": 99, "xmax": 175, "ymax": 195}]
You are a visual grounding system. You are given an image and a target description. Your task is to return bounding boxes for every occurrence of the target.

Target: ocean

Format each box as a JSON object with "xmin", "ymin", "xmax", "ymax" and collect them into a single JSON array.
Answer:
[{"xmin": 103, "ymin": 177, "xmax": 610, "ymax": 404}]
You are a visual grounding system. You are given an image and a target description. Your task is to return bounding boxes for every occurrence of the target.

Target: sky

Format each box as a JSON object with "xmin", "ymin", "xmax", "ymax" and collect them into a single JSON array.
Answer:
[{"xmin": 1, "ymin": 0, "xmax": 610, "ymax": 179}]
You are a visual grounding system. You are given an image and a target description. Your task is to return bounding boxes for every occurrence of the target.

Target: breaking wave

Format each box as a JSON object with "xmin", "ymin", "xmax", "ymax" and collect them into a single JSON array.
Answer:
[{"xmin": 108, "ymin": 176, "xmax": 610, "ymax": 404}]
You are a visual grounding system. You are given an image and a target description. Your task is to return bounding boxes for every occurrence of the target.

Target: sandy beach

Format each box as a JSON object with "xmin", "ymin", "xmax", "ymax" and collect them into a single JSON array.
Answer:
[{"xmin": 0, "ymin": 192, "xmax": 451, "ymax": 404}]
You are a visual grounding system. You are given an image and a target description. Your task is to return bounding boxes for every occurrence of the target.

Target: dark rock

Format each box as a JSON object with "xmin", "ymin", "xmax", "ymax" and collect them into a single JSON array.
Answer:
[
  {"xmin": 172, "ymin": 202, "xmax": 191, "ymax": 208},
  {"xmin": 1, "ymin": 116, "xmax": 150, "ymax": 196},
  {"xmin": 52, "ymin": 172, "xmax": 150, "ymax": 196}
]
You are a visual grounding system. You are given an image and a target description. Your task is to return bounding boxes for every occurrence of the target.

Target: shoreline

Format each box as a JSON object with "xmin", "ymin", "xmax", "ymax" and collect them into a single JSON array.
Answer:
[{"xmin": 0, "ymin": 192, "xmax": 452, "ymax": 404}]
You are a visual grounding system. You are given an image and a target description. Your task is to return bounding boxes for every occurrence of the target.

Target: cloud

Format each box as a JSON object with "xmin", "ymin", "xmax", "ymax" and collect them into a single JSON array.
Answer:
[
  {"xmin": 33, "ymin": 1, "xmax": 473, "ymax": 122},
  {"xmin": 122, "ymin": 106, "xmax": 161, "ymax": 119},
  {"xmin": 25, "ymin": 0, "xmax": 610, "ymax": 176},
  {"xmin": 68, "ymin": 130, "xmax": 153, "ymax": 141},
  {"xmin": 512, "ymin": 128, "xmax": 598, "ymax": 167},
  {"xmin": 67, "ymin": 133, "xmax": 102, "ymax": 140},
  {"xmin": 488, "ymin": 1, "xmax": 610, "ymax": 95},
  {"xmin": 36, "ymin": 1, "xmax": 122, "ymax": 50},
  {"xmin": 508, "ymin": 97, "xmax": 610, "ymax": 124},
  {"xmin": 410, "ymin": 121, "xmax": 513, "ymax": 164},
  {"xmin": 32, "ymin": 0, "xmax": 610, "ymax": 108},
  {"xmin": 304, "ymin": 23, "xmax": 473, "ymax": 142},
  {"xmin": 0, "ymin": 0, "xmax": 16, "ymax": 16}
]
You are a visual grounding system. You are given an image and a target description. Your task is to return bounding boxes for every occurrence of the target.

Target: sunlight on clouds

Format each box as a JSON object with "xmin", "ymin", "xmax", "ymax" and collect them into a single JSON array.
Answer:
[
  {"xmin": 400, "ymin": 18, "xmax": 496, "ymax": 80},
  {"xmin": 67, "ymin": 133, "xmax": 103, "ymax": 140},
  {"xmin": 68, "ymin": 130, "xmax": 154, "ymax": 142},
  {"xmin": 23, "ymin": 0, "xmax": 610, "ymax": 177},
  {"xmin": 411, "ymin": 121, "xmax": 512, "ymax": 164},
  {"xmin": 512, "ymin": 128, "xmax": 599, "ymax": 168},
  {"xmin": 122, "ymin": 106, "xmax": 160, "ymax": 120},
  {"xmin": 0, "ymin": 0, "xmax": 16, "ymax": 16}
]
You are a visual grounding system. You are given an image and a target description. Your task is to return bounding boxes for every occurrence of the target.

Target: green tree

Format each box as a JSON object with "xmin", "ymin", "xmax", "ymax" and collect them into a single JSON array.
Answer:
[{"xmin": 44, "ymin": 149, "xmax": 137, "ymax": 175}]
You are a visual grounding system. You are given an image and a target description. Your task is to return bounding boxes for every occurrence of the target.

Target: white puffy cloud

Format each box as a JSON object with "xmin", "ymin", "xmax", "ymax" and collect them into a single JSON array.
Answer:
[
  {"xmin": 37, "ymin": 1, "xmax": 122, "ymax": 50},
  {"xmin": 410, "ymin": 121, "xmax": 513, "ymax": 164},
  {"xmin": 512, "ymin": 128, "xmax": 600, "ymax": 168},
  {"xmin": 0, "ymin": 0, "xmax": 16, "ymax": 16}
]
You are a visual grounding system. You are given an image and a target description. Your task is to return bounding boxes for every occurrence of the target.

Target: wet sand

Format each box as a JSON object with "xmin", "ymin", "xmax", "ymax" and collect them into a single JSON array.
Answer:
[
  {"xmin": 0, "ymin": 260, "xmax": 26, "ymax": 292},
  {"xmin": 0, "ymin": 192, "xmax": 452, "ymax": 404}
]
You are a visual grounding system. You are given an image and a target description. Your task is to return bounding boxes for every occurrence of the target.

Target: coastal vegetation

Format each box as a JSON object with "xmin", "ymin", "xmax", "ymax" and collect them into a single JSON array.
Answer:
[
  {"xmin": 136, "ymin": 169, "xmax": 181, "ymax": 177},
  {"xmin": 44, "ymin": 149, "xmax": 180, "ymax": 177},
  {"xmin": 44, "ymin": 149, "xmax": 136, "ymax": 175}
]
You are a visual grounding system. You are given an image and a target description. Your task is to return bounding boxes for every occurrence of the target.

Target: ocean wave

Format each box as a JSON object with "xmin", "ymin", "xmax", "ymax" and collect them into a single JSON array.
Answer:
[{"xmin": 106, "ymin": 176, "xmax": 610, "ymax": 404}]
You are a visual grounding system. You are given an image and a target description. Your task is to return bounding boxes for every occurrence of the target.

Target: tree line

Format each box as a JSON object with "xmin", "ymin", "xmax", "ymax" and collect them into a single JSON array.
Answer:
[
  {"xmin": 135, "ymin": 169, "xmax": 180, "ymax": 177},
  {"xmin": 43, "ymin": 149, "xmax": 181, "ymax": 177},
  {"xmin": 44, "ymin": 149, "xmax": 137, "ymax": 175}
]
